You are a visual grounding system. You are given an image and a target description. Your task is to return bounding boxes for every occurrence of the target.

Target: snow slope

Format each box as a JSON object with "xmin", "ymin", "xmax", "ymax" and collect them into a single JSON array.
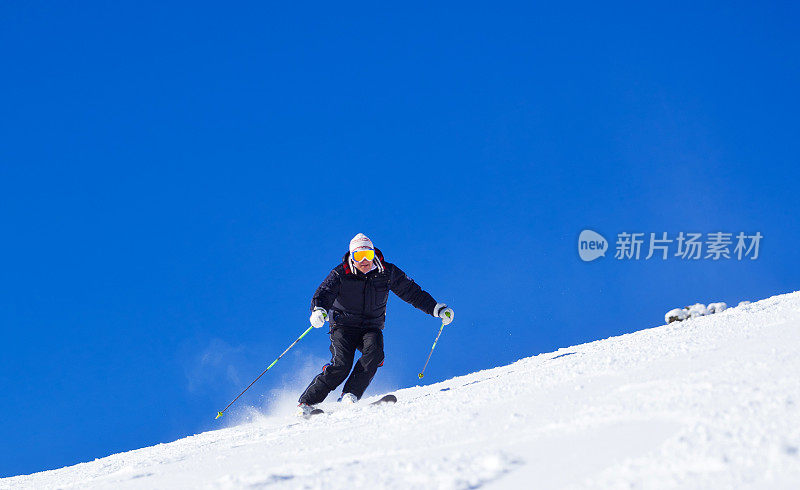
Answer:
[{"xmin": 4, "ymin": 292, "xmax": 800, "ymax": 489}]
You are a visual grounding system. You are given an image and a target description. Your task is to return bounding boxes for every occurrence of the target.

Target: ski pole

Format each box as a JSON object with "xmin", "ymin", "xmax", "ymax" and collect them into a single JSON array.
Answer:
[
  {"xmin": 215, "ymin": 325, "xmax": 314, "ymax": 419},
  {"xmin": 418, "ymin": 311, "xmax": 452, "ymax": 379}
]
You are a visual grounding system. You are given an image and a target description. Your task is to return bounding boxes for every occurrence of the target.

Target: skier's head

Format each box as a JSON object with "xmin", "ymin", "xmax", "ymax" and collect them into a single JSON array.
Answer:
[{"xmin": 349, "ymin": 233, "xmax": 376, "ymax": 274}]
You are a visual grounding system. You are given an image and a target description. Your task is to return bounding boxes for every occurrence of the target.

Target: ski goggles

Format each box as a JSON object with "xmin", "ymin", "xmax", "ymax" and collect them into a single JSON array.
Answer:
[{"xmin": 352, "ymin": 249, "xmax": 375, "ymax": 262}]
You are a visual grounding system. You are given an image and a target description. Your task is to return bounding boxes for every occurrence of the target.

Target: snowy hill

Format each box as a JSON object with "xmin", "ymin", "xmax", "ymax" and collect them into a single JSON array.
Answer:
[{"xmin": 4, "ymin": 292, "xmax": 800, "ymax": 489}]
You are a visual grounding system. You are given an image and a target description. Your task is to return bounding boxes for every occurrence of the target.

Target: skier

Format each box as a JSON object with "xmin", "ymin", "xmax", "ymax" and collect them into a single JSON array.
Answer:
[{"xmin": 297, "ymin": 233, "xmax": 454, "ymax": 416}]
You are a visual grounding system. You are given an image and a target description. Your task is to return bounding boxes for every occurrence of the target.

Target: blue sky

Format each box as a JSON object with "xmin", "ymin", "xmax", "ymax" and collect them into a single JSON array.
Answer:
[{"xmin": 1, "ymin": 1, "xmax": 799, "ymax": 478}]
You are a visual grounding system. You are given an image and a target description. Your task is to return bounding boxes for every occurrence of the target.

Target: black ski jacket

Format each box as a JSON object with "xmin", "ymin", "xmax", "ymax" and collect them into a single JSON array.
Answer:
[{"xmin": 310, "ymin": 248, "xmax": 438, "ymax": 329}]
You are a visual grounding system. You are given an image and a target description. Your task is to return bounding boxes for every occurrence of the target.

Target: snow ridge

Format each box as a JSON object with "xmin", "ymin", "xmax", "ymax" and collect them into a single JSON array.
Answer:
[{"xmin": 3, "ymin": 292, "xmax": 800, "ymax": 489}]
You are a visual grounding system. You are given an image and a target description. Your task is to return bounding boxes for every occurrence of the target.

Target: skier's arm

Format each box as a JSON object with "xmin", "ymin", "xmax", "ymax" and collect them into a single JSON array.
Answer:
[
  {"xmin": 310, "ymin": 268, "xmax": 341, "ymax": 311},
  {"xmin": 388, "ymin": 265, "xmax": 438, "ymax": 315}
]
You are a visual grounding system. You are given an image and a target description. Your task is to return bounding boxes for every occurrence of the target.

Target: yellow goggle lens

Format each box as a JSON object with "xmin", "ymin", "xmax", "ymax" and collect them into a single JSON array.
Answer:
[{"xmin": 352, "ymin": 249, "xmax": 375, "ymax": 262}]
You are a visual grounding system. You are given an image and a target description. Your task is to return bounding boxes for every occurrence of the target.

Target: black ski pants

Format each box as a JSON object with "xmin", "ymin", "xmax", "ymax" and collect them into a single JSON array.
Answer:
[{"xmin": 299, "ymin": 327, "xmax": 384, "ymax": 405}]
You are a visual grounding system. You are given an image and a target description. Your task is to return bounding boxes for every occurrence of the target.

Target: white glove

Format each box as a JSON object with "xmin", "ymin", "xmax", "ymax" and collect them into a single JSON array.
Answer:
[
  {"xmin": 310, "ymin": 307, "xmax": 328, "ymax": 328},
  {"xmin": 433, "ymin": 303, "xmax": 454, "ymax": 325}
]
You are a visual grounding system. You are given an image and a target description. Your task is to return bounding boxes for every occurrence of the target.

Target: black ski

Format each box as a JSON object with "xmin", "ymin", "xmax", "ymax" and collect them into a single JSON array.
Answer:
[
  {"xmin": 308, "ymin": 408, "xmax": 324, "ymax": 417},
  {"xmin": 304, "ymin": 394, "xmax": 396, "ymax": 418},
  {"xmin": 370, "ymin": 394, "xmax": 397, "ymax": 405}
]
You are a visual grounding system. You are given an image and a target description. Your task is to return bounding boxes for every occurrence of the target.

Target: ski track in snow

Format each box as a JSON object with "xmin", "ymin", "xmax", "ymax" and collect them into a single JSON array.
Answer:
[{"xmin": 3, "ymin": 292, "xmax": 800, "ymax": 489}]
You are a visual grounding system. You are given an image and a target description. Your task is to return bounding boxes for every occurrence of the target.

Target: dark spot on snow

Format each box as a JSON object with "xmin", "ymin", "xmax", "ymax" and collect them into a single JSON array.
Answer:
[
  {"xmin": 440, "ymin": 387, "xmax": 450, "ymax": 392},
  {"xmin": 461, "ymin": 376, "xmax": 500, "ymax": 387},
  {"xmin": 268, "ymin": 474, "xmax": 294, "ymax": 482},
  {"xmin": 550, "ymin": 352, "xmax": 576, "ymax": 360},
  {"xmin": 785, "ymin": 445, "xmax": 798, "ymax": 456}
]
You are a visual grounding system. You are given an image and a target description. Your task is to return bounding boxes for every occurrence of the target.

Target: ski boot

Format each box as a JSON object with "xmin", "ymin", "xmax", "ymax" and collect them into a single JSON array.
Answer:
[{"xmin": 338, "ymin": 393, "xmax": 358, "ymax": 404}]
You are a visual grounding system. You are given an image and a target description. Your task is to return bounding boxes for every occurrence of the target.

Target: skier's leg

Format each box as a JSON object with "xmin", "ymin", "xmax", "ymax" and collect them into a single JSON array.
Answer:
[
  {"xmin": 341, "ymin": 329, "xmax": 384, "ymax": 399},
  {"xmin": 298, "ymin": 328, "xmax": 356, "ymax": 405}
]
